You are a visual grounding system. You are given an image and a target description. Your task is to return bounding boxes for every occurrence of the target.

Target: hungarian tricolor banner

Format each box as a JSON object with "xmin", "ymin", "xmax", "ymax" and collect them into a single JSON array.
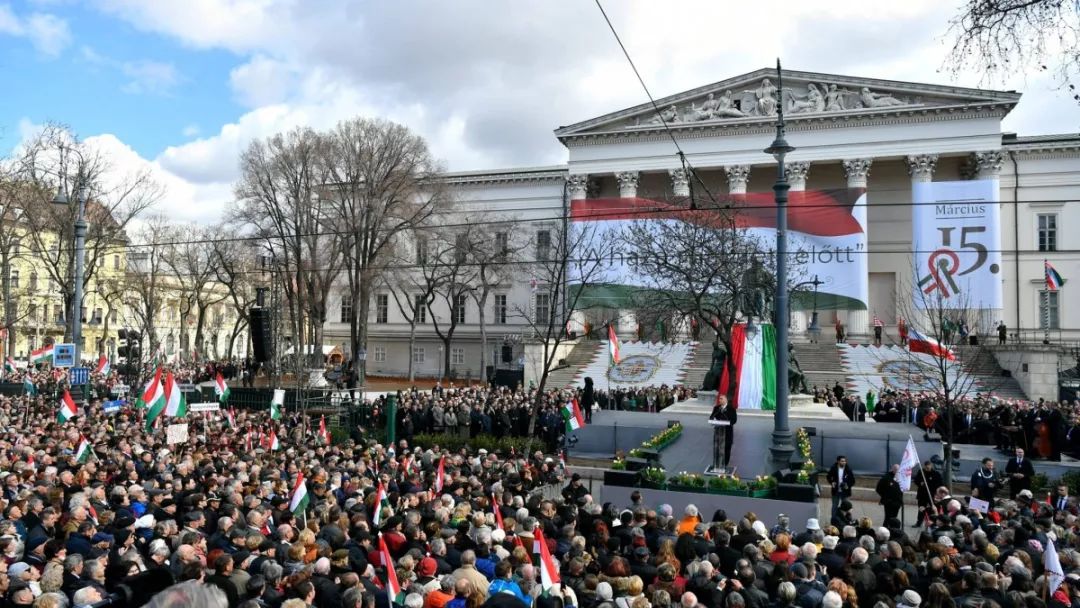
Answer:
[
  {"xmin": 214, "ymin": 373, "xmax": 230, "ymax": 403},
  {"xmin": 224, "ymin": 408, "xmax": 236, "ymax": 428},
  {"xmin": 717, "ymin": 323, "xmax": 777, "ymax": 410},
  {"xmin": 435, "ymin": 456, "xmax": 445, "ymax": 493},
  {"xmin": 30, "ymin": 345, "xmax": 53, "ymax": 365},
  {"xmin": 534, "ymin": 527, "xmax": 560, "ymax": 590},
  {"xmin": 4, "ymin": 357, "xmax": 16, "ymax": 374},
  {"xmin": 1046, "ymin": 260, "xmax": 1065, "ymax": 291},
  {"xmin": 570, "ymin": 189, "xmax": 869, "ymax": 311},
  {"xmin": 289, "ymin": 472, "xmax": 309, "ymax": 516},
  {"xmin": 378, "ymin": 533, "xmax": 402, "ymax": 603},
  {"xmin": 607, "ymin": 324, "xmax": 620, "ymax": 365},
  {"xmin": 372, "ymin": 482, "xmax": 388, "ymax": 526},
  {"xmin": 268, "ymin": 429, "xmax": 280, "ymax": 451},
  {"xmin": 75, "ymin": 435, "xmax": 92, "ymax": 463},
  {"xmin": 163, "ymin": 372, "xmax": 188, "ymax": 418},
  {"xmin": 94, "ymin": 356, "xmax": 110, "ymax": 376},
  {"xmin": 270, "ymin": 389, "xmax": 284, "ymax": 420},
  {"xmin": 908, "ymin": 328, "xmax": 956, "ymax": 361},
  {"xmin": 562, "ymin": 399, "xmax": 585, "ymax": 432},
  {"xmin": 137, "ymin": 368, "xmax": 164, "ymax": 410},
  {"xmin": 57, "ymin": 390, "xmax": 78, "ymax": 423},
  {"xmin": 319, "ymin": 415, "xmax": 331, "ymax": 445},
  {"xmin": 492, "ymin": 493, "xmax": 504, "ymax": 530}
]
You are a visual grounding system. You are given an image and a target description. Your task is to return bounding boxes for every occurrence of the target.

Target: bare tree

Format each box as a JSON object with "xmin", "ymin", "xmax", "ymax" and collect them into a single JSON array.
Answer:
[
  {"xmin": 163, "ymin": 224, "xmax": 228, "ymax": 362},
  {"xmin": 385, "ymin": 227, "xmax": 442, "ymax": 382},
  {"xmin": 467, "ymin": 217, "xmax": 526, "ymax": 384},
  {"xmin": 425, "ymin": 228, "xmax": 480, "ymax": 379},
  {"xmin": 211, "ymin": 233, "xmax": 257, "ymax": 359},
  {"xmin": 321, "ymin": 117, "xmax": 446, "ymax": 384},
  {"xmin": 946, "ymin": 0, "xmax": 1080, "ymax": 101},
  {"xmin": 123, "ymin": 214, "xmax": 174, "ymax": 368},
  {"xmin": 15, "ymin": 124, "xmax": 161, "ymax": 352}
]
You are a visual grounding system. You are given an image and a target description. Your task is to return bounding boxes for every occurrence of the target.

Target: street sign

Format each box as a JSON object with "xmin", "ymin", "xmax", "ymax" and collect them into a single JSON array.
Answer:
[
  {"xmin": 69, "ymin": 367, "xmax": 90, "ymax": 386},
  {"xmin": 53, "ymin": 343, "xmax": 76, "ymax": 368}
]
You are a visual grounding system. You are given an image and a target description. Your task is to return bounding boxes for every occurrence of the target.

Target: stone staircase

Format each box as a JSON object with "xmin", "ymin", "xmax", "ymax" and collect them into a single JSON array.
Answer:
[
  {"xmin": 953, "ymin": 345, "xmax": 1028, "ymax": 400},
  {"xmin": 791, "ymin": 342, "xmax": 850, "ymax": 393},
  {"xmin": 680, "ymin": 342, "xmax": 711, "ymax": 390},
  {"xmin": 546, "ymin": 341, "xmax": 603, "ymax": 388}
]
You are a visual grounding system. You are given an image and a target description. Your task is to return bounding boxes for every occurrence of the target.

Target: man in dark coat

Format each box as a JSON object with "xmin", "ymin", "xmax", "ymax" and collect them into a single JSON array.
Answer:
[
  {"xmin": 915, "ymin": 461, "xmax": 944, "ymax": 527},
  {"xmin": 970, "ymin": 457, "xmax": 1000, "ymax": 510},
  {"xmin": 710, "ymin": 396, "xmax": 737, "ymax": 465},
  {"xmin": 827, "ymin": 456, "xmax": 855, "ymax": 516},
  {"xmin": 876, "ymin": 464, "xmax": 904, "ymax": 523},
  {"xmin": 1005, "ymin": 447, "xmax": 1035, "ymax": 498}
]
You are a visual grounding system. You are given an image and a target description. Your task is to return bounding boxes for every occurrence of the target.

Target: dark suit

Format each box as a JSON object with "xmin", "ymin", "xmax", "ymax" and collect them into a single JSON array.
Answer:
[
  {"xmin": 710, "ymin": 404, "xmax": 737, "ymax": 464},
  {"xmin": 1005, "ymin": 457, "xmax": 1035, "ymax": 498},
  {"xmin": 827, "ymin": 464, "xmax": 855, "ymax": 514},
  {"xmin": 876, "ymin": 471, "xmax": 903, "ymax": 523}
]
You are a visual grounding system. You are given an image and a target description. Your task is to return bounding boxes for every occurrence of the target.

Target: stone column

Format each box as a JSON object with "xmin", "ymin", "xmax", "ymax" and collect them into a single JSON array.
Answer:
[
  {"xmin": 970, "ymin": 150, "xmax": 1006, "ymax": 335},
  {"xmin": 842, "ymin": 159, "xmax": 873, "ymax": 338},
  {"xmin": 905, "ymin": 154, "xmax": 938, "ymax": 184},
  {"xmin": 786, "ymin": 162, "xmax": 811, "ymax": 333},
  {"xmin": 616, "ymin": 171, "xmax": 639, "ymax": 198},
  {"xmin": 567, "ymin": 174, "xmax": 589, "ymax": 201},
  {"xmin": 669, "ymin": 168, "xmax": 690, "ymax": 198},
  {"xmin": 724, "ymin": 165, "xmax": 751, "ymax": 194},
  {"xmin": 787, "ymin": 161, "xmax": 811, "ymax": 192}
]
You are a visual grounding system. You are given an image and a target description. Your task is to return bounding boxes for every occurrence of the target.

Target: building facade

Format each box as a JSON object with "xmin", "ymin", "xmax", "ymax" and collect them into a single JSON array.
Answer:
[{"xmin": 326, "ymin": 68, "xmax": 1080, "ymax": 379}]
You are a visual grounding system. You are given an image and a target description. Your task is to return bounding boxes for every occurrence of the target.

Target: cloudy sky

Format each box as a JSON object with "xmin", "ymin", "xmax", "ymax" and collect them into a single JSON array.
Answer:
[{"xmin": 1, "ymin": 0, "xmax": 1077, "ymax": 223}]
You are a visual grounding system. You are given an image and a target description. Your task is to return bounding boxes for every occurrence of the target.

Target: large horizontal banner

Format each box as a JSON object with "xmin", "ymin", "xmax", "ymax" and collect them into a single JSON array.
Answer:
[
  {"xmin": 912, "ymin": 180, "xmax": 1002, "ymax": 309},
  {"xmin": 569, "ymin": 189, "xmax": 869, "ymax": 311}
]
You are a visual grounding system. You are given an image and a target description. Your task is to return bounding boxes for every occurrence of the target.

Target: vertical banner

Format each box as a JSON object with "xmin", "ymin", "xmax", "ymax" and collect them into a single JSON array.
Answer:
[{"xmin": 912, "ymin": 179, "xmax": 1002, "ymax": 309}]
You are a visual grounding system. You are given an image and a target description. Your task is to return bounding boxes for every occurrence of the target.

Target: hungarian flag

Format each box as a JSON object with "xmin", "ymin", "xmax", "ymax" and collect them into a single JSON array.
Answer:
[
  {"xmin": 163, "ymin": 372, "xmax": 188, "ymax": 417},
  {"xmin": 57, "ymin": 390, "xmax": 78, "ymax": 423},
  {"xmin": 608, "ymin": 325, "xmax": 620, "ymax": 366},
  {"xmin": 534, "ymin": 527, "xmax": 560, "ymax": 590},
  {"xmin": 23, "ymin": 374, "xmax": 35, "ymax": 396},
  {"xmin": 94, "ymin": 355, "xmax": 110, "ymax": 376},
  {"xmin": 717, "ymin": 323, "xmax": 778, "ymax": 410},
  {"xmin": 319, "ymin": 415, "xmax": 331, "ymax": 445},
  {"xmin": 75, "ymin": 435, "xmax": 92, "ymax": 463},
  {"xmin": 137, "ymin": 368, "xmax": 164, "ymax": 410},
  {"xmin": 30, "ymin": 344, "xmax": 53, "ymax": 365},
  {"xmin": 214, "ymin": 373, "xmax": 230, "ymax": 403},
  {"xmin": 289, "ymin": 472, "xmax": 309, "ymax": 516},
  {"xmin": 372, "ymin": 482, "xmax": 388, "ymax": 526},
  {"xmin": 1046, "ymin": 260, "xmax": 1065, "ymax": 291},
  {"xmin": 4, "ymin": 356, "xmax": 16, "ymax": 374},
  {"xmin": 270, "ymin": 389, "xmax": 284, "ymax": 420},
  {"xmin": 908, "ymin": 328, "xmax": 956, "ymax": 361},
  {"xmin": 268, "ymin": 429, "xmax": 280, "ymax": 451},
  {"xmin": 378, "ymin": 533, "xmax": 402, "ymax": 603},
  {"xmin": 224, "ymin": 407, "xmax": 236, "ymax": 428},
  {"xmin": 562, "ymin": 399, "xmax": 585, "ymax": 432},
  {"xmin": 435, "ymin": 456, "xmax": 446, "ymax": 493},
  {"xmin": 492, "ymin": 493, "xmax": 504, "ymax": 530}
]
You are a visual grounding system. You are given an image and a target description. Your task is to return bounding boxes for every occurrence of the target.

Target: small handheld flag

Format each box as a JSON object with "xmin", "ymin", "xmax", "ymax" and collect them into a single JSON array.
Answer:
[
  {"xmin": 289, "ymin": 472, "xmax": 309, "ymax": 516},
  {"xmin": 4, "ymin": 356, "xmax": 16, "ymax": 374},
  {"xmin": 94, "ymin": 355, "xmax": 110, "ymax": 376},
  {"xmin": 435, "ymin": 456, "xmax": 446, "ymax": 493},
  {"xmin": 319, "ymin": 415, "xmax": 331, "ymax": 445},
  {"xmin": 535, "ymin": 527, "xmax": 561, "ymax": 590},
  {"xmin": 57, "ymin": 390, "xmax": 78, "ymax": 423},
  {"xmin": 1046, "ymin": 260, "xmax": 1065, "ymax": 291},
  {"xmin": 214, "ymin": 373, "xmax": 230, "ymax": 403},
  {"xmin": 372, "ymin": 482, "xmax": 388, "ymax": 526},
  {"xmin": 378, "ymin": 533, "xmax": 402, "ymax": 603},
  {"xmin": 608, "ymin": 325, "xmax": 621, "ymax": 366},
  {"xmin": 270, "ymin": 389, "xmax": 284, "ymax": 420},
  {"xmin": 561, "ymin": 399, "xmax": 585, "ymax": 432},
  {"xmin": 75, "ymin": 435, "xmax": 92, "ymax": 463}
]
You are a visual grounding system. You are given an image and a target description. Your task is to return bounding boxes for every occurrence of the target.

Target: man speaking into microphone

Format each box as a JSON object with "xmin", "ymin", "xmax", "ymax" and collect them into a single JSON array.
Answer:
[{"xmin": 710, "ymin": 395, "xmax": 737, "ymax": 465}]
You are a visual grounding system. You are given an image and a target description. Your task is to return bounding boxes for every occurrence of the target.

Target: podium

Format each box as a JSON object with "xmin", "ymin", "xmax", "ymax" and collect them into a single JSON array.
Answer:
[{"xmin": 706, "ymin": 419, "xmax": 731, "ymax": 476}]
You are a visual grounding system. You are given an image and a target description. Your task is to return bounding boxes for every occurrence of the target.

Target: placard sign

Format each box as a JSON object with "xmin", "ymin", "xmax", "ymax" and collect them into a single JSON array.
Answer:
[
  {"xmin": 166, "ymin": 423, "xmax": 189, "ymax": 445},
  {"xmin": 189, "ymin": 402, "xmax": 220, "ymax": 413},
  {"xmin": 54, "ymin": 344, "xmax": 76, "ymax": 368},
  {"xmin": 912, "ymin": 180, "xmax": 1003, "ymax": 309}
]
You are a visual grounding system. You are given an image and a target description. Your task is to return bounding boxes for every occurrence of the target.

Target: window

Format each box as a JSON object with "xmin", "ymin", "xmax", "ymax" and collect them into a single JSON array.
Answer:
[
  {"xmin": 416, "ymin": 236, "xmax": 429, "ymax": 266},
  {"xmin": 414, "ymin": 295, "xmax": 426, "ymax": 324},
  {"xmin": 54, "ymin": 303, "xmax": 64, "ymax": 324},
  {"xmin": 109, "ymin": 309, "xmax": 118, "ymax": 325},
  {"xmin": 27, "ymin": 336, "xmax": 35, "ymax": 352},
  {"xmin": 29, "ymin": 273, "xmax": 37, "ymax": 291},
  {"xmin": 455, "ymin": 233, "xmax": 468, "ymax": 264},
  {"xmin": 1038, "ymin": 214, "xmax": 1058, "ymax": 252},
  {"xmin": 373, "ymin": 345, "xmax": 386, "ymax": 362},
  {"xmin": 536, "ymin": 230, "xmax": 551, "ymax": 262},
  {"xmin": 27, "ymin": 304, "xmax": 36, "ymax": 323},
  {"xmin": 340, "ymin": 294, "xmax": 353, "ymax": 323},
  {"xmin": 11, "ymin": 238, "xmax": 19, "ymax": 255},
  {"xmin": 376, "ymin": 293, "xmax": 388, "ymax": 324},
  {"xmin": 92, "ymin": 308, "xmax": 103, "ymax": 324},
  {"xmin": 451, "ymin": 347, "xmax": 465, "ymax": 365},
  {"xmin": 113, "ymin": 255, "xmax": 120, "ymax": 270},
  {"xmin": 454, "ymin": 293, "xmax": 467, "ymax": 324},
  {"xmin": 535, "ymin": 293, "xmax": 551, "ymax": 325},
  {"xmin": 412, "ymin": 346, "xmax": 425, "ymax": 364},
  {"xmin": 9, "ymin": 270, "xmax": 18, "ymax": 289},
  {"xmin": 495, "ymin": 232, "xmax": 509, "ymax": 259},
  {"xmin": 494, "ymin": 294, "xmax": 508, "ymax": 324},
  {"xmin": 1040, "ymin": 290, "xmax": 1060, "ymax": 329}
]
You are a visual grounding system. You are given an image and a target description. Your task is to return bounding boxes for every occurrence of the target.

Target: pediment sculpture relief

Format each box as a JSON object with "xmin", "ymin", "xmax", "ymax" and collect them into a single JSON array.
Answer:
[{"xmin": 633, "ymin": 79, "xmax": 918, "ymax": 127}]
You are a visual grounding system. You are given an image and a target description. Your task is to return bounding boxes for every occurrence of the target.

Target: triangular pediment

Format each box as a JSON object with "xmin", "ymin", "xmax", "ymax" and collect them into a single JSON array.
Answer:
[{"xmin": 555, "ymin": 68, "xmax": 1021, "ymax": 139}]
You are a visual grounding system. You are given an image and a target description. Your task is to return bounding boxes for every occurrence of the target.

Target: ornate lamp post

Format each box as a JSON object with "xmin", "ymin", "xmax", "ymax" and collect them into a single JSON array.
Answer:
[{"xmin": 764, "ymin": 60, "xmax": 796, "ymax": 470}]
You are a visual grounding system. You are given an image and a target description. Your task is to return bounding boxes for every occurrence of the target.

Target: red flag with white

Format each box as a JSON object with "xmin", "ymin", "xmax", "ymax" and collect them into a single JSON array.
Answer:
[
  {"xmin": 435, "ymin": 456, "xmax": 446, "ymax": 493},
  {"xmin": 897, "ymin": 436, "xmax": 920, "ymax": 492},
  {"xmin": 372, "ymin": 482, "xmax": 388, "ymax": 526},
  {"xmin": 57, "ymin": 390, "xmax": 78, "ymax": 423},
  {"xmin": 907, "ymin": 328, "xmax": 956, "ymax": 360},
  {"xmin": 319, "ymin": 415, "xmax": 331, "ymax": 445},
  {"xmin": 378, "ymin": 533, "xmax": 401, "ymax": 601},
  {"xmin": 535, "ymin": 527, "xmax": 560, "ymax": 590},
  {"xmin": 492, "ymin": 493, "xmax": 504, "ymax": 530},
  {"xmin": 94, "ymin": 355, "xmax": 110, "ymax": 376},
  {"xmin": 268, "ymin": 429, "xmax": 280, "ymax": 451}
]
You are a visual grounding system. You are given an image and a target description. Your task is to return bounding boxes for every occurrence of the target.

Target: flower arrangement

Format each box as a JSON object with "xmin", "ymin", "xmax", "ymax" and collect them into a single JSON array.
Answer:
[
  {"xmin": 668, "ymin": 471, "xmax": 706, "ymax": 489},
  {"xmin": 612, "ymin": 459, "xmax": 627, "ymax": 470},
  {"xmin": 796, "ymin": 427, "xmax": 813, "ymax": 459},
  {"xmin": 630, "ymin": 423, "xmax": 684, "ymax": 455},
  {"xmin": 747, "ymin": 475, "xmax": 778, "ymax": 491},
  {"xmin": 639, "ymin": 466, "xmax": 667, "ymax": 486},
  {"xmin": 708, "ymin": 474, "xmax": 747, "ymax": 492}
]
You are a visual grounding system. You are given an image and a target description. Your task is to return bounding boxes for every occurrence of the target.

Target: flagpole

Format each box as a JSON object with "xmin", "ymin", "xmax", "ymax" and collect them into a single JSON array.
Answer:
[{"xmin": 1043, "ymin": 260, "xmax": 1050, "ymax": 345}]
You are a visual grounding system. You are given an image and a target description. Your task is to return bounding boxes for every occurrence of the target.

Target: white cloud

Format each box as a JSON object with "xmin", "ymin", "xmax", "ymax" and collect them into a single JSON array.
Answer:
[
  {"xmin": 181, "ymin": 124, "xmax": 200, "ymax": 138},
  {"xmin": 0, "ymin": 3, "xmax": 70, "ymax": 57},
  {"xmin": 120, "ymin": 59, "xmax": 181, "ymax": 95},
  {"xmin": 229, "ymin": 54, "xmax": 296, "ymax": 108}
]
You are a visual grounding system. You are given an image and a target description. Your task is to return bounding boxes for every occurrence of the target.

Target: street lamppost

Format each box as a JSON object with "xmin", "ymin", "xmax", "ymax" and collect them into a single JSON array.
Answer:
[
  {"xmin": 52, "ymin": 174, "xmax": 89, "ymax": 367},
  {"xmin": 764, "ymin": 60, "xmax": 796, "ymax": 470}
]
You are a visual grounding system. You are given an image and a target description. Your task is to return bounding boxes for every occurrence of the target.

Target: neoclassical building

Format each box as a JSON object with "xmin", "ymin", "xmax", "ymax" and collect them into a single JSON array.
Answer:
[{"xmin": 325, "ymin": 68, "xmax": 1080, "ymax": 379}]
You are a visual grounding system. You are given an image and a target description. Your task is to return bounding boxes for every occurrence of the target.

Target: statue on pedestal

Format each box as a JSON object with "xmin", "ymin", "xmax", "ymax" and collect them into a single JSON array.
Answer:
[
  {"xmin": 700, "ymin": 339, "xmax": 728, "ymax": 391},
  {"xmin": 738, "ymin": 259, "xmax": 774, "ymax": 321},
  {"xmin": 788, "ymin": 343, "xmax": 809, "ymax": 394}
]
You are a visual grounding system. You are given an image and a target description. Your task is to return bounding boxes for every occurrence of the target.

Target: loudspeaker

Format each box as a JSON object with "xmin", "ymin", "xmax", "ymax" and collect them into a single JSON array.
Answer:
[
  {"xmin": 501, "ymin": 344, "xmax": 513, "ymax": 363},
  {"xmin": 249, "ymin": 307, "xmax": 273, "ymax": 363}
]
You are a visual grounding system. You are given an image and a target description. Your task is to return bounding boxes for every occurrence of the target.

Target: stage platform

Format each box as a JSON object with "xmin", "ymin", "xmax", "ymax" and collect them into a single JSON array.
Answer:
[{"xmin": 572, "ymin": 408, "xmax": 1080, "ymax": 481}]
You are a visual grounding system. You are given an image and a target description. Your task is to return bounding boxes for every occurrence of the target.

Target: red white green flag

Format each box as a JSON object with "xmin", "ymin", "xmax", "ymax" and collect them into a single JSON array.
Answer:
[
  {"xmin": 372, "ymin": 482, "xmax": 388, "ymax": 526},
  {"xmin": 269, "ymin": 429, "xmax": 280, "ymax": 451},
  {"xmin": 378, "ymin": 532, "xmax": 402, "ymax": 602},
  {"xmin": 75, "ymin": 435, "xmax": 92, "ymax": 463},
  {"xmin": 535, "ymin": 527, "xmax": 561, "ymax": 590},
  {"xmin": 214, "ymin": 373, "xmax": 230, "ymax": 403},
  {"xmin": 4, "ymin": 356, "xmax": 16, "ymax": 374},
  {"xmin": 562, "ymin": 399, "xmax": 585, "ymax": 432},
  {"xmin": 608, "ymin": 325, "xmax": 620, "ymax": 366},
  {"xmin": 57, "ymin": 390, "xmax": 78, "ymax": 423},
  {"xmin": 319, "ymin": 415, "xmax": 331, "ymax": 445},
  {"xmin": 289, "ymin": 471, "xmax": 309, "ymax": 516},
  {"xmin": 94, "ymin": 355, "xmax": 110, "ymax": 376},
  {"xmin": 163, "ymin": 372, "xmax": 188, "ymax": 417},
  {"xmin": 435, "ymin": 456, "xmax": 446, "ymax": 493},
  {"xmin": 30, "ymin": 344, "xmax": 53, "ymax": 365}
]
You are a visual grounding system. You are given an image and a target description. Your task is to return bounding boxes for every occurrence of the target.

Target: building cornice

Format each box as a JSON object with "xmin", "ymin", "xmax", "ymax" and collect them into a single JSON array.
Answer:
[
  {"xmin": 442, "ymin": 166, "xmax": 568, "ymax": 186},
  {"xmin": 1003, "ymin": 134, "xmax": 1080, "ymax": 158}
]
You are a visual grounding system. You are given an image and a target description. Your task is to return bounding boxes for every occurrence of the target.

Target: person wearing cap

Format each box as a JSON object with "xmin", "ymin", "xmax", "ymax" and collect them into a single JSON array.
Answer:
[
  {"xmin": 897, "ymin": 589, "xmax": 922, "ymax": 608},
  {"xmin": 563, "ymin": 473, "xmax": 588, "ymax": 504}
]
